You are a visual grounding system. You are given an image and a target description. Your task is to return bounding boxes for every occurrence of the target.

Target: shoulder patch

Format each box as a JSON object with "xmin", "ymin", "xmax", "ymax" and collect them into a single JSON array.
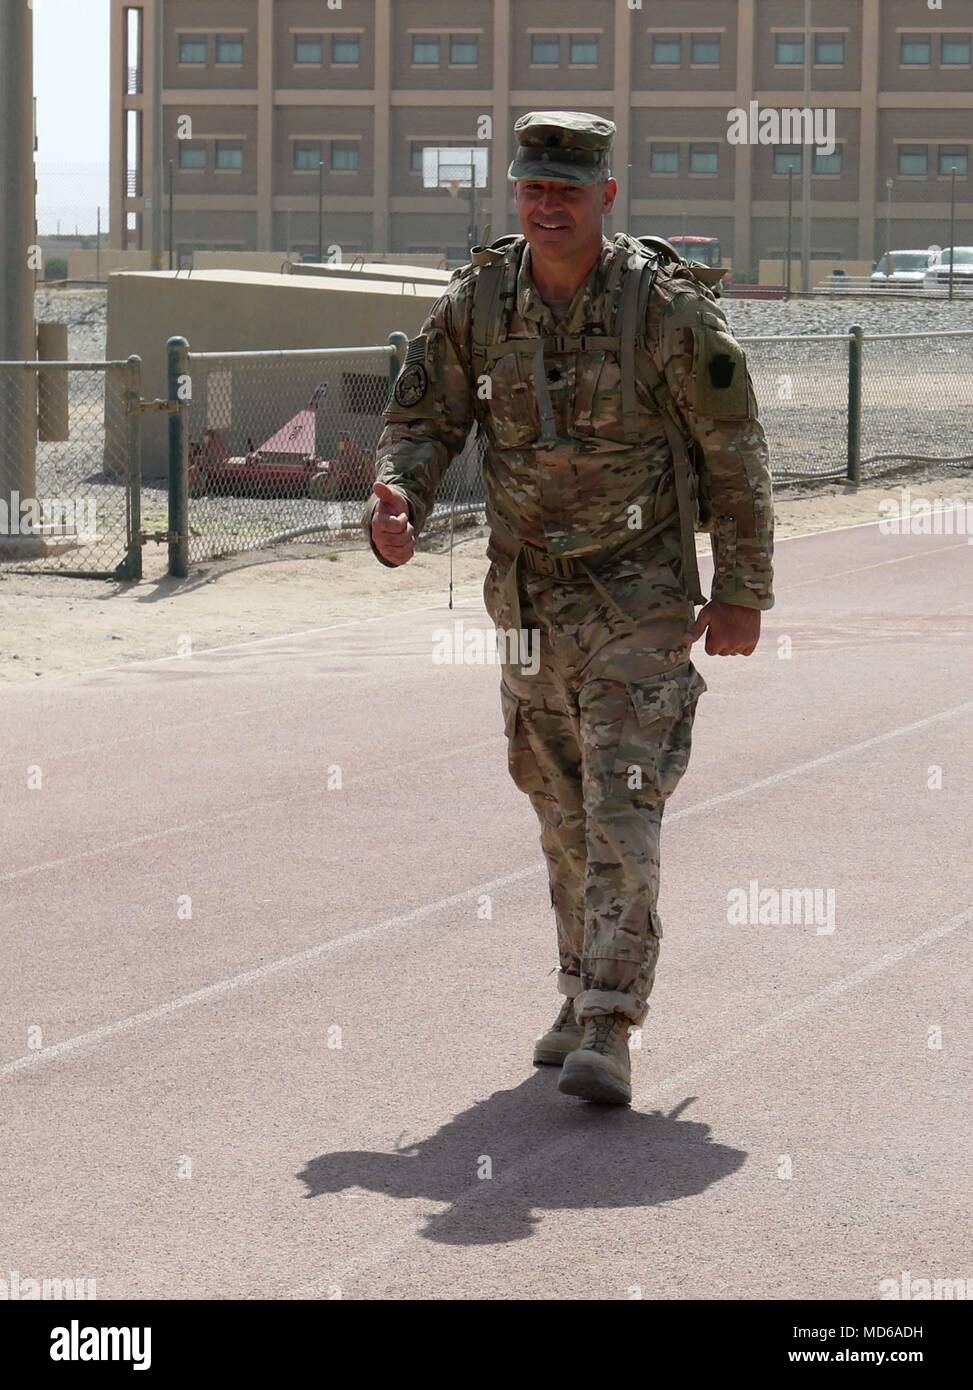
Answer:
[
  {"xmin": 394, "ymin": 362, "xmax": 429, "ymax": 408},
  {"xmin": 384, "ymin": 333, "xmax": 437, "ymax": 418}
]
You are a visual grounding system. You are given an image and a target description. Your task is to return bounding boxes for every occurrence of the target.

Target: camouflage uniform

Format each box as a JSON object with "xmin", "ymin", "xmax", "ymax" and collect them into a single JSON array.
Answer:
[{"xmin": 364, "ymin": 112, "xmax": 774, "ymax": 1028}]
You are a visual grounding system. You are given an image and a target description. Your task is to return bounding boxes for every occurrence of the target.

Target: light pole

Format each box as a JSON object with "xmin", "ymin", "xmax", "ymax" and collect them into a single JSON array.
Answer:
[
  {"xmin": 948, "ymin": 166, "xmax": 957, "ymax": 301},
  {"xmin": 800, "ymin": 0, "xmax": 812, "ymax": 293},
  {"xmin": 150, "ymin": 0, "xmax": 164, "ymax": 267},
  {"xmin": 317, "ymin": 158, "xmax": 324, "ymax": 262},
  {"xmin": 0, "ymin": 0, "xmax": 38, "ymax": 531},
  {"xmin": 884, "ymin": 177, "xmax": 893, "ymax": 263},
  {"xmin": 785, "ymin": 166, "xmax": 794, "ymax": 297},
  {"xmin": 167, "ymin": 159, "xmax": 174, "ymax": 270}
]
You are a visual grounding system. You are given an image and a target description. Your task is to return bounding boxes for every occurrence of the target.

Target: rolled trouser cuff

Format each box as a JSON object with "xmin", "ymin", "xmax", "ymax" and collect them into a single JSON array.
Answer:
[
  {"xmin": 575, "ymin": 989, "xmax": 647, "ymax": 1025},
  {"xmin": 557, "ymin": 970, "xmax": 582, "ymax": 998}
]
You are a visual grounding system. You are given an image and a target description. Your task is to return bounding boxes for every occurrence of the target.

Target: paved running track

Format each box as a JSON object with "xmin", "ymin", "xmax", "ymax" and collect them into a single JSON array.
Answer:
[{"xmin": 2, "ymin": 515, "xmax": 971, "ymax": 1301}]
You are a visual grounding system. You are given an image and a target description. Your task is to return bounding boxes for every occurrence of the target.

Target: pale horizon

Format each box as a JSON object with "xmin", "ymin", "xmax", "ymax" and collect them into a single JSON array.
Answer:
[{"xmin": 33, "ymin": 0, "xmax": 110, "ymax": 234}]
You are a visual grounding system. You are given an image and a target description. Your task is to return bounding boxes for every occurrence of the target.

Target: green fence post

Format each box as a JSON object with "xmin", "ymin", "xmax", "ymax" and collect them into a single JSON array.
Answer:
[
  {"xmin": 388, "ymin": 331, "xmax": 408, "ymax": 390},
  {"xmin": 847, "ymin": 324, "xmax": 863, "ymax": 486},
  {"xmin": 167, "ymin": 336, "xmax": 190, "ymax": 578},
  {"xmin": 117, "ymin": 354, "xmax": 143, "ymax": 580}
]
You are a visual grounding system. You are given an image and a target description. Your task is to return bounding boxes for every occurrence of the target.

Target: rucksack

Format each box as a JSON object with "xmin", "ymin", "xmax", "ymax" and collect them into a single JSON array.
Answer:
[{"xmin": 465, "ymin": 231, "xmax": 717, "ymax": 603}]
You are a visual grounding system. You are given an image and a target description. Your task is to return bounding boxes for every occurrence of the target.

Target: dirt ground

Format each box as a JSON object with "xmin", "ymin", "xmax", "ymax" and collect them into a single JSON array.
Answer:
[{"xmin": 3, "ymin": 468, "xmax": 972, "ymax": 684}]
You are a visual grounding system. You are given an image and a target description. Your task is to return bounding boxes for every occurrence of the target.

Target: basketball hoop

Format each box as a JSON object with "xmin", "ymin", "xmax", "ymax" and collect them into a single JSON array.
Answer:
[{"xmin": 443, "ymin": 179, "xmax": 464, "ymax": 199}]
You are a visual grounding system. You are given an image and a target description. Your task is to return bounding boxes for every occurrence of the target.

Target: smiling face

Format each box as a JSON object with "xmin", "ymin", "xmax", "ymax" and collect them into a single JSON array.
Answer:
[{"xmin": 514, "ymin": 177, "xmax": 618, "ymax": 259}]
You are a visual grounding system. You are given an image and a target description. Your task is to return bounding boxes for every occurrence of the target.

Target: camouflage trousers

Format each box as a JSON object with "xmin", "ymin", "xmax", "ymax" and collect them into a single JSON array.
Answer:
[{"xmin": 484, "ymin": 539, "xmax": 706, "ymax": 1026}]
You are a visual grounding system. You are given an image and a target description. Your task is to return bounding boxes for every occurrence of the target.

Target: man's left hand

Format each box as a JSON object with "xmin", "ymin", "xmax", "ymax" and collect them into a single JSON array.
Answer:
[{"xmin": 685, "ymin": 601, "xmax": 761, "ymax": 656}]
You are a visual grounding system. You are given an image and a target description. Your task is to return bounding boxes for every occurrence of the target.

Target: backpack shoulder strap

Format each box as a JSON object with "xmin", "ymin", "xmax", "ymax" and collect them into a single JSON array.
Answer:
[
  {"xmin": 614, "ymin": 234, "xmax": 707, "ymax": 605},
  {"xmin": 470, "ymin": 236, "xmax": 524, "ymax": 384}
]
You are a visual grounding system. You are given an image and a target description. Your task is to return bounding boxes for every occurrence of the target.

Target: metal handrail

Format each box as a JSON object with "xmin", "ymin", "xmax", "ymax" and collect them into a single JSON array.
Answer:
[{"xmin": 186, "ymin": 345, "xmax": 396, "ymax": 364}]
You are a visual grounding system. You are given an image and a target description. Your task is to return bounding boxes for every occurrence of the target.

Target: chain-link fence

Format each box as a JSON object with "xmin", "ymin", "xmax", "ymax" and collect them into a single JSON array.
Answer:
[
  {"xmin": 0, "ymin": 358, "xmax": 142, "ymax": 577},
  {"xmin": 858, "ymin": 330, "xmax": 973, "ymax": 474},
  {"xmin": 180, "ymin": 342, "xmax": 484, "ymax": 565},
  {"xmin": 738, "ymin": 333, "xmax": 851, "ymax": 479},
  {"xmin": 739, "ymin": 328, "xmax": 973, "ymax": 480}
]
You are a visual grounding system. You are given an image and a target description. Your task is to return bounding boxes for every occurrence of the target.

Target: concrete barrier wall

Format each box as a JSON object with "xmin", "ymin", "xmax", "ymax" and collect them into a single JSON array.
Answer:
[
  {"xmin": 106, "ymin": 269, "xmax": 441, "ymax": 479},
  {"xmin": 68, "ymin": 249, "xmax": 155, "ymax": 281},
  {"xmin": 758, "ymin": 259, "xmax": 874, "ymax": 286}
]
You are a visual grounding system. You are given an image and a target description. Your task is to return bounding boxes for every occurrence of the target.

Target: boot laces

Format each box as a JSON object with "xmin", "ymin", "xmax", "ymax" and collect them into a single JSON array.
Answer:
[
  {"xmin": 553, "ymin": 996, "xmax": 578, "ymax": 1032},
  {"xmin": 589, "ymin": 1015, "xmax": 626, "ymax": 1054}
]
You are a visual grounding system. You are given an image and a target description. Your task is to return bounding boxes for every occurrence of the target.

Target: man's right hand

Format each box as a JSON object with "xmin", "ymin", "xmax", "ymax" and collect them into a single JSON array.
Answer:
[{"xmin": 370, "ymin": 481, "xmax": 416, "ymax": 566}]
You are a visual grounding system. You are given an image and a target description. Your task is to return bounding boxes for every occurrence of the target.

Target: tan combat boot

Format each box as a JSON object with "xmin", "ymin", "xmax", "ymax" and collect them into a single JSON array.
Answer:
[
  {"xmin": 532, "ymin": 995, "xmax": 584, "ymax": 1067},
  {"xmin": 558, "ymin": 1013, "xmax": 632, "ymax": 1105}
]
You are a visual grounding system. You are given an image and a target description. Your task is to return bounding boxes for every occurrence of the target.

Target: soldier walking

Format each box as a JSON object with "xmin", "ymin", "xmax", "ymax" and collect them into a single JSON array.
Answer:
[{"xmin": 365, "ymin": 112, "xmax": 775, "ymax": 1105}]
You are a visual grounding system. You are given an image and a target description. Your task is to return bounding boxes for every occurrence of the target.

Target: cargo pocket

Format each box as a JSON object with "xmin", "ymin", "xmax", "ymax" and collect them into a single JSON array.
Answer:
[
  {"xmin": 485, "ymin": 352, "xmax": 540, "ymax": 450},
  {"xmin": 499, "ymin": 681, "xmax": 549, "ymax": 800},
  {"xmin": 614, "ymin": 667, "xmax": 705, "ymax": 806}
]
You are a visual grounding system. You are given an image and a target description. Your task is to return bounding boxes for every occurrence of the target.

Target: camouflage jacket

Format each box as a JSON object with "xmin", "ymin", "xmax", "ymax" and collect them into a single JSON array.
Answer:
[{"xmin": 363, "ymin": 234, "xmax": 774, "ymax": 610}]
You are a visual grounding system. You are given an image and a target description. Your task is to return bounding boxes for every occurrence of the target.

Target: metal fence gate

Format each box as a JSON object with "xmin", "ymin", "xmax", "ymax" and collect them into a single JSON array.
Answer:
[
  {"xmin": 0, "ymin": 357, "xmax": 143, "ymax": 578},
  {"xmin": 169, "ymin": 336, "xmax": 484, "ymax": 572}
]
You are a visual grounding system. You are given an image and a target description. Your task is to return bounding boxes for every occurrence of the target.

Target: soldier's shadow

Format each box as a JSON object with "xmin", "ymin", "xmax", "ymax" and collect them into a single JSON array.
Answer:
[{"xmin": 297, "ymin": 1071, "xmax": 746, "ymax": 1246}]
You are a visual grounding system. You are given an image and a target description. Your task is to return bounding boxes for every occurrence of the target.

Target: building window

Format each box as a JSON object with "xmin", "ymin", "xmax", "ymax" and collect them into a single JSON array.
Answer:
[
  {"xmin": 215, "ymin": 141, "xmax": 243, "ymax": 171},
  {"xmin": 941, "ymin": 36, "xmax": 972, "ymax": 65},
  {"xmin": 813, "ymin": 148, "xmax": 842, "ymax": 174},
  {"xmin": 652, "ymin": 36, "xmax": 681, "ymax": 65},
  {"xmin": 774, "ymin": 148, "xmax": 803, "ymax": 174},
  {"xmin": 178, "ymin": 36, "xmax": 207, "ymax": 65},
  {"xmin": 333, "ymin": 36, "xmax": 361, "ymax": 65},
  {"xmin": 410, "ymin": 143, "xmax": 426, "ymax": 173},
  {"xmin": 178, "ymin": 145, "xmax": 206, "ymax": 170},
  {"xmin": 815, "ymin": 36, "xmax": 845, "ymax": 65},
  {"xmin": 331, "ymin": 143, "xmax": 359, "ymax": 172},
  {"xmin": 294, "ymin": 142, "xmax": 323, "ymax": 171},
  {"xmin": 939, "ymin": 148, "xmax": 969, "ymax": 176},
  {"xmin": 570, "ymin": 36, "xmax": 599, "ymax": 65},
  {"xmin": 412, "ymin": 37, "xmax": 441, "ymax": 65},
  {"xmin": 531, "ymin": 36, "xmax": 560, "ymax": 65},
  {"xmin": 215, "ymin": 36, "xmax": 243, "ymax": 65},
  {"xmin": 900, "ymin": 36, "xmax": 931, "ymax": 66},
  {"xmin": 898, "ymin": 146, "xmax": 928, "ymax": 175},
  {"xmin": 691, "ymin": 35, "xmax": 720, "ymax": 65},
  {"xmin": 295, "ymin": 36, "xmax": 322, "ymax": 64},
  {"xmin": 650, "ymin": 145, "xmax": 679, "ymax": 174},
  {"xmin": 776, "ymin": 36, "xmax": 804, "ymax": 64},
  {"xmin": 450, "ymin": 36, "xmax": 478, "ymax": 65},
  {"xmin": 689, "ymin": 145, "xmax": 719, "ymax": 175}
]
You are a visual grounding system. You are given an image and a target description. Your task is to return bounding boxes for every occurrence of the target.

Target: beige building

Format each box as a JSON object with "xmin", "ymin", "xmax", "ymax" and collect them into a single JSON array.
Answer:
[{"xmin": 111, "ymin": 0, "xmax": 972, "ymax": 271}]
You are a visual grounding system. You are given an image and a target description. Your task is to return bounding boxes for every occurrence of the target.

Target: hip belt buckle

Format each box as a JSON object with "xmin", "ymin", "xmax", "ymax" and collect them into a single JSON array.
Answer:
[{"xmin": 525, "ymin": 546, "xmax": 578, "ymax": 580}]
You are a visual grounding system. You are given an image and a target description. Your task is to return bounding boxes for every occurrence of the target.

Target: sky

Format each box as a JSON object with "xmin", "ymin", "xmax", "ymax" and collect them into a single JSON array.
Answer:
[{"xmin": 33, "ymin": 0, "xmax": 110, "ymax": 234}]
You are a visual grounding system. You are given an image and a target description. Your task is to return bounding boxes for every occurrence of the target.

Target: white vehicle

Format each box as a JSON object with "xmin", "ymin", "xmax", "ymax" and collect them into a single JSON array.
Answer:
[
  {"xmin": 870, "ymin": 249, "xmax": 936, "ymax": 285},
  {"xmin": 923, "ymin": 246, "xmax": 973, "ymax": 292}
]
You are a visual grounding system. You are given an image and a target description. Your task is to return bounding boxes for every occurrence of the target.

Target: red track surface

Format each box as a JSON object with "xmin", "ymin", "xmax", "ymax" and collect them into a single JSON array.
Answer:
[{"xmin": 1, "ymin": 518, "xmax": 971, "ymax": 1299}]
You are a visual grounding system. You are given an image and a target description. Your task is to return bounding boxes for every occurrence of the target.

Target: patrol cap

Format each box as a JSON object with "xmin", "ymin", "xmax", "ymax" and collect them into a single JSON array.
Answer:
[{"xmin": 507, "ymin": 111, "xmax": 616, "ymax": 185}]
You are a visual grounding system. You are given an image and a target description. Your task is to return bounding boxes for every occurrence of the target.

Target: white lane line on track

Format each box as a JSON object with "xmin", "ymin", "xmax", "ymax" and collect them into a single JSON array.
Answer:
[
  {"xmin": 4, "ymin": 698, "xmax": 973, "ymax": 1074},
  {"xmin": 0, "ymin": 592, "xmax": 486, "ymax": 692},
  {"xmin": 289, "ymin": 899, "xmax": 973, "ymax": 1300},
  {"xmin": 0, "ymin": 863, "xmax": 543, "ymax": 1077},
  {"xmin": 787, "ymin": 540, "xmax": 969, "ymax": 588},
  {"xmin": 0, "ymin": 734, "xmax": 507, "ymax": 888},
  {"xmin": 5, "ymin": 695, "xmax": 971, "ymax": 890},
  {"xmin": 9, "ymin": 507, "xmax": 969, "ymax": 691}
]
